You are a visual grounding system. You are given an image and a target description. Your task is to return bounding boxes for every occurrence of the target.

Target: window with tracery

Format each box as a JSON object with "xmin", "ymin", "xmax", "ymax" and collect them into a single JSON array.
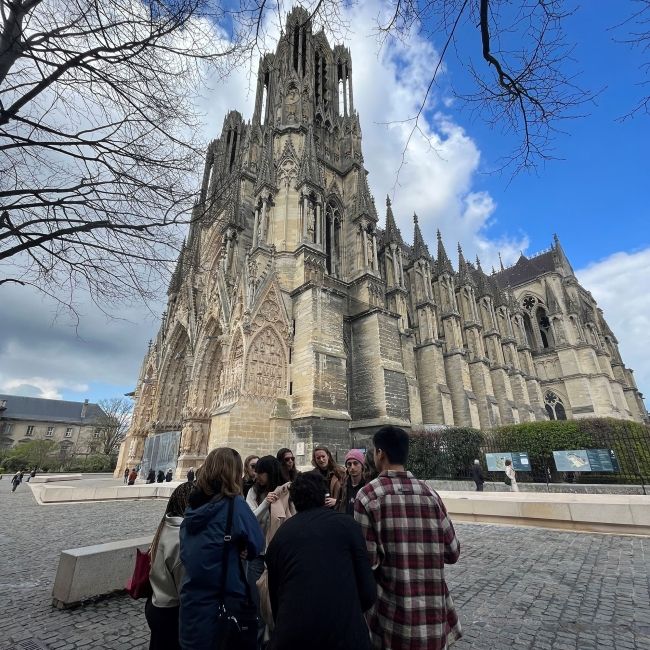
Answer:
[{"xmin": 544, "ymin": 391, "xmax": 567, "ymax": 420}]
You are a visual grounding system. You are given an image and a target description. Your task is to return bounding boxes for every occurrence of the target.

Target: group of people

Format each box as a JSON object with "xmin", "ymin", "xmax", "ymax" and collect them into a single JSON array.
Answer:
[
  {"xmin": 124, "ymin": 467, "xmax": 176, "ymax": 485},
  {"xmin": 144, "ymin": 426, "xmax": 461, "ymax": 650},
  {"xmin": 8, "ymin": 469, "xmax": 36, "ymax": 492}
]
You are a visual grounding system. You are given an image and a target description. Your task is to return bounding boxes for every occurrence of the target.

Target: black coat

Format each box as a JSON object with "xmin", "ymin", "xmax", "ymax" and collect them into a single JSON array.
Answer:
[
  {"xmin": 266, "ymin": 507, "xmax": 376, "ymax": 650},
  {"xmin": 471, "ymin": 464, "xmax": 484, "ymax": 484}
]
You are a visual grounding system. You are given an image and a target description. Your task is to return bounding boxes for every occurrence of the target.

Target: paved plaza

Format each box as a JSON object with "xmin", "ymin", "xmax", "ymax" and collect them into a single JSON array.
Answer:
[{"xmin": 1, "ymin": 483, "xmax": 649, "ymax": 650}]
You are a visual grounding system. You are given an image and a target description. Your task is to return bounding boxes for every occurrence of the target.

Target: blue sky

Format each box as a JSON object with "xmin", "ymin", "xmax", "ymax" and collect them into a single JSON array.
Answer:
[
  {"xmin": 1, "ymin": 0, "xmax": 649, "ymax": 407},
  {"xmin": 441, "ymin": 1, "xmax": 650, "ymax": 267}
]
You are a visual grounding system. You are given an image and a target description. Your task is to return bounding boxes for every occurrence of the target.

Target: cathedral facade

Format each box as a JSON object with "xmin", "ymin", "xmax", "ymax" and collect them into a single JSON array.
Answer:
[{"xmin": 116, "ymin": 8, "xmax": 647, "ymax": 478}]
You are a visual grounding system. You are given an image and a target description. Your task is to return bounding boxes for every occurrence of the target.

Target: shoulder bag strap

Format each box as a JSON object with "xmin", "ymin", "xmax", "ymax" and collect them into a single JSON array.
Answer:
[{"xmin": 219, "ymin": 497, "xmax": 235, "ymax": 601}]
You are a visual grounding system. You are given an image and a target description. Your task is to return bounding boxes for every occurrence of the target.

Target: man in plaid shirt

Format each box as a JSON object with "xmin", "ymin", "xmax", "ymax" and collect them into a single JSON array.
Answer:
[{"xmin": 354, "ymin": 425, "xmax": 461, "ymax": 650}]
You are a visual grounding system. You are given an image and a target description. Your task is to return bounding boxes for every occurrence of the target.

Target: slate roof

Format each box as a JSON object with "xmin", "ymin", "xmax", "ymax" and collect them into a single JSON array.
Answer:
[
  {"xmin": 493, "ymin": 251, "xmax": 556, "ymax": 288},
  {"xmin": 0, "ymin": 394, "xmax": 106, "ymax": 424}
]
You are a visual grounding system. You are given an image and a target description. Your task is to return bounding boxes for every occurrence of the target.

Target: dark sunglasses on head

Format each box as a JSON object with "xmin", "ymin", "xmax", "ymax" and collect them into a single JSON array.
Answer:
[{"xmin": 284, "ymin": 456, "xmax": 295, "ymax": 463}]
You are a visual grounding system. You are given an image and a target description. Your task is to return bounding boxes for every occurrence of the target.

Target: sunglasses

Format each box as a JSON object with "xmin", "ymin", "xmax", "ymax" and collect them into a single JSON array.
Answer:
[
  {"xmin": 250, "ymin": 463, "xmax": 257, "ymax": 469},
  {"xmin": 283, "ymin": 457, "xmax": 295, "ymax": 463}
]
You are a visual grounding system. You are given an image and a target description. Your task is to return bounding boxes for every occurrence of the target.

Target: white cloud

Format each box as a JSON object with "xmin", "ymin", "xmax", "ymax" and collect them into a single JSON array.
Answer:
[
  {"xmin": 0, "ymin": 378, "xmax": 88, "ymax": 400},
  {"xmin": 340, "ymin": 3, "xmax": 529, "ymax": 268},
  {"xmin": 577, "ymin": 248, "xmax": 650, "ymax": 402}
]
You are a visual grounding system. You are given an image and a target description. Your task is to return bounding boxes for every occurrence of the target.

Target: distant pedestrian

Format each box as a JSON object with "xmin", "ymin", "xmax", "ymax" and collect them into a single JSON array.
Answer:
[
  {"xmin": 145, "ymin": 481, "xmax": 193, "ymax": 650},
  {"xmin": 266, "ymin": 472, "xmax": 376, "ymax": 650},
  {"xmin": 355, "ymin": 425, "xmax": 462, "ymax": 650},
  {"xmin": 146, "ymin": 469, "xmax": 156, "ymax": 484},
  {"xmin": 186, "ymin": 467, "xmax": 195, "ymax": 484},
  {"xmin": 27, "ymin": 469, "xmax": 36, "ymax": 483},
  {"xmin": 504, "ymin": 459, "xmax": 519, "ymax": 492},
  {"xmin": 165, "ymin": 469, "xmax": 173, "ymax": 482},
  {"xmin": 11, "ymin": 472, "xmax": 22, "ymax": 492},
  {"xmin": 157, "ymin": 470, "xmax": 165, "ymax": 483},
  {"xmin": 471, "ymin": 459, "xmax": 484, "ymax": 492},
  {"xmin": 128, "ymin": 469, "xmax": 137, "ymax": 485},
  {"xmin": 124, "ymin": 468, "xmax": 130, "ymax": 484}
]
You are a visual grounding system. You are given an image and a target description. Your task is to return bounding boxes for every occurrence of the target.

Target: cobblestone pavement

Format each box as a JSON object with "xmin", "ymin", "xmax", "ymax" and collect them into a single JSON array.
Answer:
[{"xmin": 1, "ymin": 485, "xmax": 649, "ymax": 650}]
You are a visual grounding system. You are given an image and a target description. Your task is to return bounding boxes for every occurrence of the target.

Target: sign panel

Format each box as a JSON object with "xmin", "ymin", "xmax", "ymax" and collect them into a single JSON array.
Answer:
[
  {"xmin": 552, "ymin": 449, "xmax": 619, "ymax": 473},
  {"xmin": 485, "ymin": 452, "xmax": 531, "ymax": 472}
]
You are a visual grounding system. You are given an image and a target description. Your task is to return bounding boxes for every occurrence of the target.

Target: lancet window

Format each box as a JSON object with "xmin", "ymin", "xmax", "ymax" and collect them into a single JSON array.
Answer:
[{"xmin": 325, "ymin": 200, "xmax": 342, "ymax": 277}]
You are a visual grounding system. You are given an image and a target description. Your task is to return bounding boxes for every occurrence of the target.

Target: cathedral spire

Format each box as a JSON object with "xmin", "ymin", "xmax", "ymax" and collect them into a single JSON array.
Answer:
[
  {"xmin": 297, "ymin": 125, "xmax": 323, "ymax": 189},
  {"xmin": 436, "ymin": 230, "xmax": 453, "ymax": 275},
  {"xmin": 384, "ymin": 196, "xmax": 404, "ymax": 246},
  {"xmin": 412, "ymin": 213, "xmax": 430, "ymax": 260},
  {"xmin": 457, "ymin": 244, "xmax": 475, "ymax": 287}
]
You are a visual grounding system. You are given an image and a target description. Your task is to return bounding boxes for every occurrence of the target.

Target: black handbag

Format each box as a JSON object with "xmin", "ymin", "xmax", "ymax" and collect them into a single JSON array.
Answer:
[{"xmin": 215, "ymin": 497, "xmax": 258, "ymax": 650}]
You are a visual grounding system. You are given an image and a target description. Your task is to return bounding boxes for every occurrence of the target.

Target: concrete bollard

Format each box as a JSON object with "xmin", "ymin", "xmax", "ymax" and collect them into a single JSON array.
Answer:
[{"xmin": 52, "ymin": 536, "xmax": 152, "ymax": 608}]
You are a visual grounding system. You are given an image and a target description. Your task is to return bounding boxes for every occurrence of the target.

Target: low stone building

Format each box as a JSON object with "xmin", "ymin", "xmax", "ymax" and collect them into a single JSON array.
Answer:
[
  {"xmin": 0, "ymin": 394, "xmax": 106, "ymax": 457},
  {"xmin": 116, "ymin": 8, "xmax": 647, "ymax": 479}
]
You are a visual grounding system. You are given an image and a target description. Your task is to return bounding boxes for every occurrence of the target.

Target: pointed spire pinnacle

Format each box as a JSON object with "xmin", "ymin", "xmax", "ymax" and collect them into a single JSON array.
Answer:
[
  {"xmin": 168, "ymin": 244, "xmax": 184, "ymax": 295},
  {"xmin": 506, "ymin": 285, "xmax": 520, "ymax": 313},
  {"xmin": 354, "ymin": 167, "xmax": 378, "ymax": 221},
  {"xmin": 498, "ymin": 251, "xmax": 505, "ymax": 271},
  {"xmin": 383, "ymin": 195, "xmax": 404, "ymax": 246},
  {"xmin": 457, "ymin": 244, "xmax": 475, "ymax": 287},
  {"xmin": 436, "ymin": 230, "xmax": 453, "ymax": 275},
  {"xmin": 255, "ymin": 130, "xmax": 276, "ymax": 193},
  {"xmin": 298, "ymin": 125, "xmax": 323, "ymax": 188},
  {"xmin": 545, "ymin": 281, "xmax": 562, "ymax": 315},
  {"xmin": 474, "ymin": 257, "xmax": 494, "ymax": 298},
  {"xmin": 493, "ymin": 269, "xmax": 509, "ymax": 307},
  {"xmin": 412, "ymin": 212, "xmax": 430, "ymax": 259}
]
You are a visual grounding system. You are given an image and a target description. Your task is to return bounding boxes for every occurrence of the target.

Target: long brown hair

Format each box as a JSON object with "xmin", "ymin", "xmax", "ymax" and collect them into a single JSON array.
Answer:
[
  {"xmin": 312, "ymin": 445, "xmax": 343, "ymax": 477},
  {"xmin": 195, "ymin": 447, "xmax": 243, "ymax": 499}
]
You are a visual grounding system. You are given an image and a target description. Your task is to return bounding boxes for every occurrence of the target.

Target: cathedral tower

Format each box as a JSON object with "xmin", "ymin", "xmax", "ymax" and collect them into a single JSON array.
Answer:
[{"xmin": 115, "ymin": 9, "xmax": 647, "ymax": 478}]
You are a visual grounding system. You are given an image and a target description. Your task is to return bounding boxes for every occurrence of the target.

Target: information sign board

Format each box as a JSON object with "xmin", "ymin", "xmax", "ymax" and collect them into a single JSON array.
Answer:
[
  {"xmin": 485, "ymin": 452, "xmax": 531, "ymax": 472},
  {"xmin": 552, "ymin": 449, "xmax": 619, "ymax": 473}
]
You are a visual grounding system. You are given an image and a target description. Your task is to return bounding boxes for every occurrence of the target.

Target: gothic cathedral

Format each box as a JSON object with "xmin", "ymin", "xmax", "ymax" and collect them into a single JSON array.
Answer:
[{"xmin": 116, "ymin": 8, "xmax": 647, "ymax": 477}]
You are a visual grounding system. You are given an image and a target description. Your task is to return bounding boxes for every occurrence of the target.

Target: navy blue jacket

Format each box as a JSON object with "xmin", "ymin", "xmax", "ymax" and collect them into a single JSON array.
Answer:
[{"xmin": 179, "ymin": 494, "xmax": 264, "ymax": 650}]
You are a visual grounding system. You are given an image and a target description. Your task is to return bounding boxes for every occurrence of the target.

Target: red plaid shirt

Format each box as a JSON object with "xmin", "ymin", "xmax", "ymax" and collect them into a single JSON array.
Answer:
[{"xmin": 354, "ymin": 470, "xmax": 461, "ymax": 650}]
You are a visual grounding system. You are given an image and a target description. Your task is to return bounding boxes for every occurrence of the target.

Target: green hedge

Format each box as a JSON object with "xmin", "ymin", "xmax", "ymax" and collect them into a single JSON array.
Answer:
[
  {"xmin": 408, "ymin": 427, "xmax": 484, "ymax": 480},
  {"xmin": 491, "ymin": 418, "xmax": 650, "ymax": 483}
]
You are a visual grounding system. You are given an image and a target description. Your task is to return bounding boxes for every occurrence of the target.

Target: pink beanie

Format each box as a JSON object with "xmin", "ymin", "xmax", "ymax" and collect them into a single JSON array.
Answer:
[{"xmin": 345, "ymin": 449, "xmax": 365, "ymax": 465}]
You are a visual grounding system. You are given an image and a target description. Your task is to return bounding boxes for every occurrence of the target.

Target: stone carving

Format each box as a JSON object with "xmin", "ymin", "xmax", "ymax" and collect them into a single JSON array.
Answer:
[{"xmin": 245, "ymin": 327, "xmax": 286, "ymax": 398}]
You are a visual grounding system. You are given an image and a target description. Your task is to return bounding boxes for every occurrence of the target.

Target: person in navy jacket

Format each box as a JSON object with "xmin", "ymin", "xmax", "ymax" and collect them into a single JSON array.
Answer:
[{"xmin": 179, "ymin": 448, "xmax": 264, "ymax": 650}]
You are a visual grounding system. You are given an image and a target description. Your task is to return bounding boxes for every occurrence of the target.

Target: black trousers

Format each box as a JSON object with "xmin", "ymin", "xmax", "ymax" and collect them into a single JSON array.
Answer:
[
  {"xmin": 145, "ymin": 597, "xmax": 180, "ymax": 650},
  {"xmin": 474, "ymin": 481, "xmax": 484, "ymax": 491}
]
